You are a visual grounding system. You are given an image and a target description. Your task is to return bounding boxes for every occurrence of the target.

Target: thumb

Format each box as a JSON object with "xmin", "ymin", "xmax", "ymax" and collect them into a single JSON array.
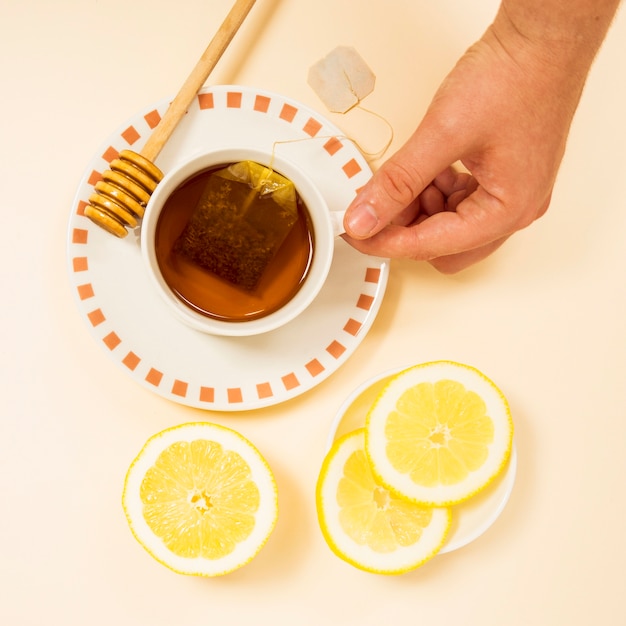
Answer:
[{"xmin": 344, "ymin": 125, "xmax": 457, "ymax": 239}]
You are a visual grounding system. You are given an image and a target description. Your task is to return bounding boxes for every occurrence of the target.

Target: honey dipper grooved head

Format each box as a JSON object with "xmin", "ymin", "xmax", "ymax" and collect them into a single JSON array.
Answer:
[{"xmin": 85, "ymin": 150, "xmax": 164, "ymax": 238}]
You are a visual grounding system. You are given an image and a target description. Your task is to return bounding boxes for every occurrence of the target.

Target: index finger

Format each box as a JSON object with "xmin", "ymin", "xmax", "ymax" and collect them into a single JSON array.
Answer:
[
  {"xmin": 343, "ymin": 127, "xmax": 462, "ymax": 239},
  {"xmin": 343, "ymin": 187, "xmax": 514, "ymax": 261}
]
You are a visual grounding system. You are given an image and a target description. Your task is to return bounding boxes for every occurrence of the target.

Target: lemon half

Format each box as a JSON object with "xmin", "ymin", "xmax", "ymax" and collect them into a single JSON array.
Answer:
[
  {"xmin": 365, "ymin": 361, "xmax": 513, "ymax": 507},
  {"xmin": 316, "ymin": 429, "xmax": 451, "ymax": 574},
  {"xmin": 122, "ymin": 422, "xmax": 278, "ymax": 576}
]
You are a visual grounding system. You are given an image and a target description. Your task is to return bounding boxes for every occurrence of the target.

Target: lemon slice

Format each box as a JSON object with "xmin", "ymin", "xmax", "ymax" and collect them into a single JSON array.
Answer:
[
  {"xmin": 122, "ymin": 422, "xmax": 278, "ymax": 576},
  {"xmin": 316, "ymin": 429, "xmax": 451, "ymax": 574},
  {"xmin": 366, "ymin": 361, "xmax": 513, "ymax": 507}
]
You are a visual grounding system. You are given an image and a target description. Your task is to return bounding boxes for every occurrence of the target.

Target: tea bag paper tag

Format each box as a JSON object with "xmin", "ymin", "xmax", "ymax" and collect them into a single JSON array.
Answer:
[{"xmin": 308, "ymin": 46, "xmax": 375, "ymax": 113}]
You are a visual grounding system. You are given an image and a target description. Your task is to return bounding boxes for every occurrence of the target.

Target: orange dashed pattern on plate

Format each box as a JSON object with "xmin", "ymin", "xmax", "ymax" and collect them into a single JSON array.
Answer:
[{"xmin": 67, "ymin": 86, "xmax": 388, "ymax": 411}]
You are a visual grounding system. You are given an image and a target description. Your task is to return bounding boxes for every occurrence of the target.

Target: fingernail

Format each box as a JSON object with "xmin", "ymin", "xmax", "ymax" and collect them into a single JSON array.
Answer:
[{"xmin": 346, "ymin": 202, "xmax": 379, "ymax": 237}]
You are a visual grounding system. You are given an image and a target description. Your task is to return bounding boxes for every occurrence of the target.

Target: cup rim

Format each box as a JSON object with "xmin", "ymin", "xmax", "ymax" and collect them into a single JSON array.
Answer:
[{"xmin": 140, "ymin": 146, "xmax": 334, "ymax": 337}]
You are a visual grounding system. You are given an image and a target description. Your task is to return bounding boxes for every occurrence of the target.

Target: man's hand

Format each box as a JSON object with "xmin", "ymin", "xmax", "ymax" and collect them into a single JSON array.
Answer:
[{"xmin": 342, "ymin": 1, "xmax": 620, "ymax": 273}]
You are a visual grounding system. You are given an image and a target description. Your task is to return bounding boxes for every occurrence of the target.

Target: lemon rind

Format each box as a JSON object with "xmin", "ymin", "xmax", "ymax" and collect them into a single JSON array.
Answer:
[
  {"xmin": 365, "ymin": 361, "xmax": 514, "ymax": 508},
  {"xmin": 316, "ymin": 429, "xmax": 452, "ymax": 575}
]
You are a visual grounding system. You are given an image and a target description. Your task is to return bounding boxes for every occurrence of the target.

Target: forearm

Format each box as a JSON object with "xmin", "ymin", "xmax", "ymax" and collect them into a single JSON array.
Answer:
[
  {"xmin": 477, "ymin": 0, "xmax": 621, "ymax": 131},
  {"xmin": 496, "ymin": 0, "xmax": 621, "ymax": 66}
]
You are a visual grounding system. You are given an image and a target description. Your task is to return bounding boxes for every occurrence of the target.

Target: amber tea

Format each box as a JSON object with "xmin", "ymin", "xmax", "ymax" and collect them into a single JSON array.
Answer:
[{"xmin": 154, "ymin": 163, "xmax": 315, "ymax": 322}]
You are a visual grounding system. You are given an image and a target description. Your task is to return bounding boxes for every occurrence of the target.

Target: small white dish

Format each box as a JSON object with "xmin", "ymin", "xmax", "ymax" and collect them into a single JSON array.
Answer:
[
  {"xmin": 67, "ymin": 85, "xmax": 389, "ymax": 411},
  {"xmin": 326, "ymin": 366, "xmax": 517, "ymax": 554}
]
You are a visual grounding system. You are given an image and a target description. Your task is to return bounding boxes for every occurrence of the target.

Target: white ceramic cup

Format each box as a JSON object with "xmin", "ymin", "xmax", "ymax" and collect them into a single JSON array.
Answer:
[{"xmin": 141, "ymin": 147, "xmax": 346, "ymax": 336}]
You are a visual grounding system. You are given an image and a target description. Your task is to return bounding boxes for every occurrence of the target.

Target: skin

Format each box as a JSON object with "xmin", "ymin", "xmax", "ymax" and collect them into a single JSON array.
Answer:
[{"xmin": 342, "ymin": 0, "xmax": 622, "ymax": 273}]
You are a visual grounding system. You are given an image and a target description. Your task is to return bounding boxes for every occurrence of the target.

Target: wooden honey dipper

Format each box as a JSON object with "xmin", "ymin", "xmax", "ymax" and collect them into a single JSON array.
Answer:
[{"xmin": 85, "ymin": 0, "xmax": 257, "ymax": 238}]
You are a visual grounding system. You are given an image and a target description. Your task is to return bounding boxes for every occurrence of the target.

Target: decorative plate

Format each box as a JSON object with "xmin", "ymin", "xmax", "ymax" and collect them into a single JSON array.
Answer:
[{"xmin": 67, "ymin": 85, "xmax": 389, "ymax": 411}]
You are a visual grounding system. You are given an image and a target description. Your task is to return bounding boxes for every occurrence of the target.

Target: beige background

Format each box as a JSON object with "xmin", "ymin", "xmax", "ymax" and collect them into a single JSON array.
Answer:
[{"xmin": 2, "ymin": 1, "xmax": 625, "ymax": 624}]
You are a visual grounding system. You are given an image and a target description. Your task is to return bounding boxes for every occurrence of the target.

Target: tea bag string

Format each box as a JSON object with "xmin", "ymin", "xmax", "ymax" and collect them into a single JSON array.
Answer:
[
  {"xmin": 345, "ymin": 104, "xmax": 395, "ymax": 161},
  {"xmin": 269, "ymin": 105, "xmax": 394, "ymax": 169}
]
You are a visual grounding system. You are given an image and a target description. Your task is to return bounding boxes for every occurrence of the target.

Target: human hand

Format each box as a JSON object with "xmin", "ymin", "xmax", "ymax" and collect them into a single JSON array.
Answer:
[{"xmin": 342, "ymin": 7, "xmax": 605, "ymax": 273}]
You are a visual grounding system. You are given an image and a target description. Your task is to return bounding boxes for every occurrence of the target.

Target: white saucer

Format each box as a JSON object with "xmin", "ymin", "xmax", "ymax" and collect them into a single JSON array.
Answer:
[
  {"xmin": 326, "ymin": 366, "xmax": 517, "ymax": 554},
  {"xmin": 67, "ymin": 85, "xmax": 389, "ymax": 411}
]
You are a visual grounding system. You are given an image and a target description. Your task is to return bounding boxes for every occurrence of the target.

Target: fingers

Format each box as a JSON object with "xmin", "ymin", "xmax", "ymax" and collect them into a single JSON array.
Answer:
[
  {"xmin": 389, "ymin": 198, "xmax": 422, "ymax": 227},
  {"xmin": 342, "ymin": 186, "xmax": 512, "ymax": 261},
  {"xmin": 428, "ymin": 236, "xmax": 510, "ymax": 274},
  {"xmin": 342, "ymin": 220, "xmax": 510, "ymax": 274},
  {"xmin": 343, "ymin": 126, "xmax": 459, "ymax": 239},
  {"xmin": 433, "ymin": 168, "xmax": 479, "ymax": 210}
]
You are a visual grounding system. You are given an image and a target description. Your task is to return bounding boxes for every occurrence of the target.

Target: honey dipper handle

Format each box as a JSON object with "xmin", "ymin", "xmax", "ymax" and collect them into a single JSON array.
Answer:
[{"xmin": 140, "ymin": 0, "xmax": 257, "ymax": 162}]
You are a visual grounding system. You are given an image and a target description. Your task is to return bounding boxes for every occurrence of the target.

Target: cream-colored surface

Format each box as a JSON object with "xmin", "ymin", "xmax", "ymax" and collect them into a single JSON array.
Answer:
[{"xmin": 2, "ymin": 1, "xmax": 625, "ymax": 624}]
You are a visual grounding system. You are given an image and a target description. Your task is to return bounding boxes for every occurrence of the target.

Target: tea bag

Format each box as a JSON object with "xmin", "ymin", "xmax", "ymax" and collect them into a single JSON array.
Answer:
[
  {"xmin": 307, "ymin": 46, "xmax": 376, "ymax": 113},
  {"xmin": 174, "ymin": 161, "xmax": 299, "ymax": 291}
]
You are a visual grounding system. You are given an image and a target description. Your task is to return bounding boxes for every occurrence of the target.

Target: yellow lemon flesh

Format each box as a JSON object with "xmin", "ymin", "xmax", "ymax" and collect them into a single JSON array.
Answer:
[
  {"xmin": 316, "ymin": 429, "xmax": 451, "ymax": 574},
  {"xmin": 366, "ymin": 361, "xmax": 513, "ymax": 507},
  {"xmin": 122, "ymin": 422, "xmax": 278, "ymax": 576}
]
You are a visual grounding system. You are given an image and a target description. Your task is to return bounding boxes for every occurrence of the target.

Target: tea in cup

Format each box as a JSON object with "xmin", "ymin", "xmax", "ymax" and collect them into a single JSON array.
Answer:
[{"xmin": 140, "ymin": 147, "xmax": 346, "ymax": 336}]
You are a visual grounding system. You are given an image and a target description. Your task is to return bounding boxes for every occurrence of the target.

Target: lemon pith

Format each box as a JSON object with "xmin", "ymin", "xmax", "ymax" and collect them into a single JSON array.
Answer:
[
  {"xmin": 365, "ymin": 361, "xmax": 513, "ymax": 507},
  {"xmin": 317, "ymin": 429, "xmax": 451, "ymax": 574},
  {"xmin": 122, "ymin": 422, "xmax": 278, "ymax": 577}
]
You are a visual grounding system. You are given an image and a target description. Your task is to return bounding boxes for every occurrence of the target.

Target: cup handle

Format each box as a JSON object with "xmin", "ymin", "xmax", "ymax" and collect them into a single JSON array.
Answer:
[{"xmin": 330, "ymin": 210, "xmax": 346, "ymax": 238}]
